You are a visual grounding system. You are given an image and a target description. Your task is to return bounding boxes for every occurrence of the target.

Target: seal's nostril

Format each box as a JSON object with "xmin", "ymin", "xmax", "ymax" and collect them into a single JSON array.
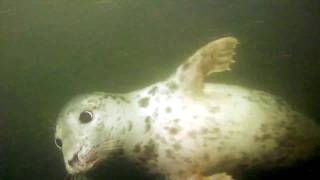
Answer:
[{"xmin": 68, "ymin": 153, "xmax": 79, "ymax": 167}]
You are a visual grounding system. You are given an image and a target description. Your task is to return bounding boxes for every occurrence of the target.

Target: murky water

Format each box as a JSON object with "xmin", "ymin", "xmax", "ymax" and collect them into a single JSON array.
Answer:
[{"xmin": 1, "ymin": 0, "xmax": 319, "ymax": 179}]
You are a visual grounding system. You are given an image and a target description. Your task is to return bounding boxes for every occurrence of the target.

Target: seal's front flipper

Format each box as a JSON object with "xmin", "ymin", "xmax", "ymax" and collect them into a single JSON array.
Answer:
[{"xmin": 173, "ymin": 37, "xmax": 239, "ymax": 96}]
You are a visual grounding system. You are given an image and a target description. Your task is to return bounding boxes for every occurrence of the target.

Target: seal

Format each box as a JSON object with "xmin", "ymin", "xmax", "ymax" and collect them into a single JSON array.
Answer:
[{"xmin": 55, "ymin": 37, "xmax": 320, "ymax": 180}]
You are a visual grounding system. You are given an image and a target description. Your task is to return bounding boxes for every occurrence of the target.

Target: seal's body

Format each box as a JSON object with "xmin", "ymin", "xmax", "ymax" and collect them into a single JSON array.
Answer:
[{"xmin": 55, "ymin": 37, "xmax": 320, "ymax": 180}]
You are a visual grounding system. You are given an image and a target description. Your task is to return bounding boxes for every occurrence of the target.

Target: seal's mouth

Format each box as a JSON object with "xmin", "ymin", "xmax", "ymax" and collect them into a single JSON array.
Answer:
[
  {"xmin": 65, "ymin": 140, "xmax": 123, "ymax": 175},
  {"xmin": 67, "ymin": 148, "xmax": 103, "ymax": 175}
]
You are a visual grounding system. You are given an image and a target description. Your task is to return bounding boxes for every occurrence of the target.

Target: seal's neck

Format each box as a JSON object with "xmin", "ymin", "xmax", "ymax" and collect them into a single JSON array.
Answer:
[
  {"xmin": 100, "ymin": 93, "xmax": 141, "ymax": 154},
  {"xmin": 117, "ymin": 87, "xmax": 161, "ymax": 161}
]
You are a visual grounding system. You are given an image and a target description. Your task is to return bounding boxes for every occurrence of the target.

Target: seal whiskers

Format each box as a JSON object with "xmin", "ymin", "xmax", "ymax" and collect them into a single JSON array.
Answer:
[{"xmin": 84, "ymin": 139, "xmax": 122, "ymax": 165}]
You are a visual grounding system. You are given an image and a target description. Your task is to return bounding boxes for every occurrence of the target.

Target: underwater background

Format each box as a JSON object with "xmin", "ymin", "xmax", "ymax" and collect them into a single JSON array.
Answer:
[{"xmin": 1, "ymin": 0, "xmax": 320, "ymax": 179}]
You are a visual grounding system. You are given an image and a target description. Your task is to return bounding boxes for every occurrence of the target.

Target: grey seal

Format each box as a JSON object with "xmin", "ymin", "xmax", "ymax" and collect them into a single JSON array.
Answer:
[{"xmin": 55, "ymin": 37, "xmax": 320, "ymax": 180}]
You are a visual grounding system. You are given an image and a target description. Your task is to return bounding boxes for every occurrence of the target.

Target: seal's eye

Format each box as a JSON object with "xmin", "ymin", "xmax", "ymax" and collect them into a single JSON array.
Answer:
[
  {"xmin": 79, "ymin": 110, "xmax": 93, "ymax": 123},
  {"xmin": 55, "ymin": 138, "xmax": 63, "ymax": 149}
]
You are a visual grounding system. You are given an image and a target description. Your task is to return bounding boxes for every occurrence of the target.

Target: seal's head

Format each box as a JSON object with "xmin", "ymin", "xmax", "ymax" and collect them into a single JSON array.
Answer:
[{"xmin": 54, "ymin": 92, "xmax": 126, "ymax": 175}]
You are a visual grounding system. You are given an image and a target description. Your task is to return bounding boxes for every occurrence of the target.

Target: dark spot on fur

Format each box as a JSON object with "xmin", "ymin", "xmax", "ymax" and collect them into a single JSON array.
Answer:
[
  {"xmin": 133, "ymin": 143, "xmax": 142, "ymax": 153},
  {"xmin": 188, "ymin": 130, "xmax": 198, "ymax": 139},
  {"xmin": 243, "ymin": 95, "xmax": 256, "ymax": 102},
  {"xmin": 201, "ymin": 128, "xmax": 209, "ymax": 135},
  {"xmin": 167, "ymin": 81, "xmax": 178, "ymax": 92},
  {"xmin": 155, "ymin": 134, "xmax": 167, "ymax": 144},
  {"xmin": 148, "ymin": 86, "xmax": 158, "ymax": 95},
  {"xmin": 274, "ymin": 97, "xmax": 289, "ymax": 111},
  {"xmin": 254, "ymin": 134, "xmax": 272, "ymax": 142},
  {"xmin": 260, "ymin": 123, "xmax": 268, "ymax": 133},
  {"xmin": 164, "ymin": 125, "xmax": 181, "ymax": 135},
  {"xmin": 165, "ymin": 107, "xmax": 172, "ymax": 113},
  {"xmin": 178, "ymin": 170, "xmax": 185, "ymax": 176},
  {"xmin": 121, "ymin": 128, "xmax": 126, "ymax": 134},
  {"xmin": 211, "ymin": 128, "xmax": 220, "ymax": 134},
  {"xmin": 209, "ymin": 106, "xmax": 220, "ymax": 113},
  {"xmin": 139, "ymin": 97, "xmax": 150, "ymax": 107},
  {"xmin": 174, "ymin": 119, "xmax": 180, "ymax": 123},
  {"xmin": 145, "ymin": 116, "xmax": 152, "ymax": 132},
  {"xmin": 203, "ymin": 153, "xmax": 210, "ymax": 161},
  {"xmin": 104, "ymin": 94, "xmax": 129, "ymax": 103},
  {"xmin": 143, "ymin": 140, "xmax": 158, "ymax": 161},
  {"xmin": 128, "ymin": 121, "xmax": 133, "ymax": 131},
  {"xmin": 173, "ymin": 143, "xmax": 181, "ymax": 150},
  {"xmin": 169, "ymin": 127, "xmax": 179, "ymax": 135},
  {"xmin": 104, "ymin": 94, "xmax": 115, "ymax": 99},
  {"xmin": 138, "ymin": 157, "xmax": 148, "ymax": 163},
  {"xmin": 259, "ymin": 97, "xmax": 271, "ymax": 106},
  {"xmin": 165, "ymin": 149, "xmax": 175, "ymax": 159},
  {"xmin": 117, "ymin": 148, "xmax": 125, "ymax": 156},
  {"xmin": 203, "ymin": 142, "xmax": 208, "ymax": 147},
  {"xmin": 207, "ymin": 137, "xmax": 219, "ymax": 141},
  {"xmin": 223, "ymin": 135, "xmax": 230, "ymax": 140},
  {"xmin": 159, "ymin": 136, "xmax": 168, "ymax": 144},
  {"xmin": 274, "ymin": 96, "xmax": 287, "ymax": 106},
  {"xmin": 183, "ymin": 158, "xmax": 192, "ymax": 163},
  {"xmin": 291, "ymin": 113, "xmax": 301, "ymax": 121},
  {"xmin": 118, "ymin": 96, "xmax": 130, "ymax": 103}
]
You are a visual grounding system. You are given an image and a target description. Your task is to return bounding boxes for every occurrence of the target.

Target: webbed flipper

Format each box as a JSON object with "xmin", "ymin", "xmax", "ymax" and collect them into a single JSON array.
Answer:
[{"xmin": 173, "ymin": 37, "xmax": 239, "ymax": 96}]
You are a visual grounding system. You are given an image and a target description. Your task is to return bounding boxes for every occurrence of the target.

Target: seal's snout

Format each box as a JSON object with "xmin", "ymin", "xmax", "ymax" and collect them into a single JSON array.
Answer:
[
  {"xmin": 65, "ymin": 147, "xmax": 102, "ymax": 175},
  {"xmin": 68, "ymin": 152, "xmax": 80, "ymax": 167}
]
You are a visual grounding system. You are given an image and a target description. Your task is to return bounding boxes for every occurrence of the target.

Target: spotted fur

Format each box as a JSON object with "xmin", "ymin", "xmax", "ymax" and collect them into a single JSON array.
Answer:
[{"xmin": 55, "ymin": 37, "xmax": 320, "ymax": 180}]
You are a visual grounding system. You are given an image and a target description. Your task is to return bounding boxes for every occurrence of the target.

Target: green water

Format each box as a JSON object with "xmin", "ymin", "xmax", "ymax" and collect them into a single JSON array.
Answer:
[{"xmin": 1, "ymin": 0, "xmax": 319, "ymax": 179}]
